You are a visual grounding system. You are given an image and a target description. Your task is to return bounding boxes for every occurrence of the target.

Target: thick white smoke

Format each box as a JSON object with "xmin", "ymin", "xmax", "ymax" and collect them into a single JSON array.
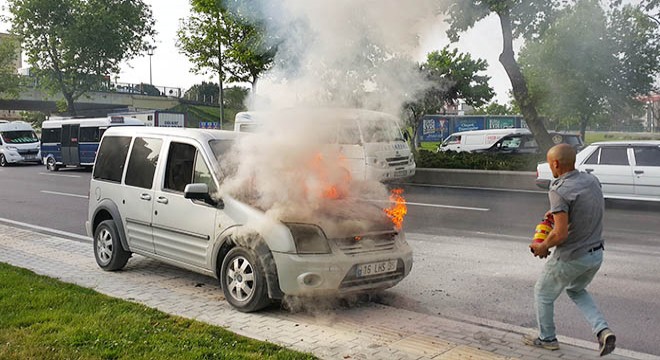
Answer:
[{"xmin": 222, "ymin": 1, "xmax": 445, "ymax": 230}]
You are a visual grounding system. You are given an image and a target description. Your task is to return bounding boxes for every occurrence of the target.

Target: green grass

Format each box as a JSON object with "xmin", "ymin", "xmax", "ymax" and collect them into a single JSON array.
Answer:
[{"xmin": 0, "ymin": 262, "xmax": 316, "ymax": 360}]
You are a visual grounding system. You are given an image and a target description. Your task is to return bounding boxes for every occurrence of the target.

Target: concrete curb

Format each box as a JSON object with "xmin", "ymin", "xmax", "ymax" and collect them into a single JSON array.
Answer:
[{"xmin": 409, "ymin": 168, "xmax": 540, "ymax": 191}]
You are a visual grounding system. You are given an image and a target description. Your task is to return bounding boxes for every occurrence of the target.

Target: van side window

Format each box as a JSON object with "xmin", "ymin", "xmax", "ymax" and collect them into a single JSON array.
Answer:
[
  {"xmin": 125, "ymin": 137, "xmax": 162, "ymax": 189},
  {"xmin": 93, "ymin": 136, "xmax": 132, "ymax": 182},
  {"xmin": 41, "ymin": 128, "xmax": 61, "ymax": 143},
  {"xmin": 164, "ymin": 142, "xmax": 196, "ymax": 192},
  {"xmin": 193, "ymin": 151, "xmax": 217, "ymax": 194},
  {"xmin": 79, "ymin": 127, "xmax": 101, "ymax": 142}
]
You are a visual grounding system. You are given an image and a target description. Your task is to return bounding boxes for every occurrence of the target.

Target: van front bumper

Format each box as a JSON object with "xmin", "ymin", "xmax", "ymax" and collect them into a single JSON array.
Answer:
[
  {"xmin": 272, "ymin": 244, "xmax": 413, "ymax": 296},
  {"xmin": 366, "ymin": 164, "xmax": 416, "ymax": 181},
  {"xmin": 3, "ymin": 150, "xmax": 41, "ymax": 164}
]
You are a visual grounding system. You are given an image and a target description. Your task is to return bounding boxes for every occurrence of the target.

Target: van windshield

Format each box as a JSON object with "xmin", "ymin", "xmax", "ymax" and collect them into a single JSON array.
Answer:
[
  {"xmin": 358, "ymin": 118, "xmax": 404, "ymax": 143},
  {"xmin": 1, "ymin": 131, "xmax": 39, "ymax": 144}
]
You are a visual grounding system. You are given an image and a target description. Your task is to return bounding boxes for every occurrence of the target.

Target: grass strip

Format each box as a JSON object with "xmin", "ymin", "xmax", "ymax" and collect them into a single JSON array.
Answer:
[{"xmin": 0, "ymin": 262, "xmax": 316, "ymax": 360}]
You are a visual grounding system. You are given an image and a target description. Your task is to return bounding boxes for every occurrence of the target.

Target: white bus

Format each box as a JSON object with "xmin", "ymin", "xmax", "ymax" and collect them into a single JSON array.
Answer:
[
  {"xmin": 234, "ymin": 108, "xmax": 416, "ymax": 181},
  {"xmin": 41, "ymin": 116, "xmax": 144, "ymax": 171}
]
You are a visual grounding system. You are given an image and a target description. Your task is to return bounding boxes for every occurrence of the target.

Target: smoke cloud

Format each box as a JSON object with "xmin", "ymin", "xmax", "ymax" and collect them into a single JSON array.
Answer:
[{"xmin": 221, "ymin": 1, "xmax": 445, "ymax": 231}]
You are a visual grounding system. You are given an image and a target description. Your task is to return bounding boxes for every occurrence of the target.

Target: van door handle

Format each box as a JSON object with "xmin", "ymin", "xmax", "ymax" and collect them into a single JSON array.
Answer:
[
  {"xmin": 584, "ymin": 168, "xmax": 594, "ymax": 174},
  {"xmin": 634, "ymin": 170, "xmax": 644, "ymax": 175},
  {"xmin": 156, "ymin": 196, "xmax": 168, "ymax": 204},
  {"xmin": 140, "ymin": 194, "xmax": 151, "ymax": 201}
]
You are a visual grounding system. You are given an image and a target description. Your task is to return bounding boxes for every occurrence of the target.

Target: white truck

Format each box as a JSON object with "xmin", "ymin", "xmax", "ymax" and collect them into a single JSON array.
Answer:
[
  {"xmin": 233, "ymin": 108, "xmax": 416, "ymax": 182},
  {"xmin": 110, "ymin": 110, "xmax": 186, "ymax": 128}
]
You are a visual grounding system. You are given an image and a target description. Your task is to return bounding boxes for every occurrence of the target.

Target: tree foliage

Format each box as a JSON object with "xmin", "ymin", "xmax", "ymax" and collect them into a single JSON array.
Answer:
[
  {"xmin": 8, "ymin": 0, "xmax": 155, "ymax": 115},
  {"xmin": 519, "ymin": 0, "xmax": 660, "ymax": 137},
  {"xmin": 0, "ymin": 36, "xmax": 21, "ymax": 98},
  {"xmin": 443, "ymin": 0, "xmax": 564, "ymax": 152},
  {"xmin": 403, "ymin": 47, "xmax": 494, "ymax": 149},
  {"xmin": 473, "ymin": 101, "xmax": 516, "ymax": 115},
  {"xmin": 176, "ymin": 0, "xmax": 276, "ymax": 93}
]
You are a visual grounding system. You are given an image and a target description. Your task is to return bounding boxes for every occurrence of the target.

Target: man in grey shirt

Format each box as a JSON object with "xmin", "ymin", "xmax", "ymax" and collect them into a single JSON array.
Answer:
[{"xmin": 523, "ymin": 144, "xmax": 616, "ymax": 356}]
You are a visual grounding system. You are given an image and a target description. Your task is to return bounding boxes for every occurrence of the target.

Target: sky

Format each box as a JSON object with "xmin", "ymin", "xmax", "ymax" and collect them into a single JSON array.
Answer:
[{"xmin": 0, "ymin": 0, "xmax": 513, "ymax": 104}]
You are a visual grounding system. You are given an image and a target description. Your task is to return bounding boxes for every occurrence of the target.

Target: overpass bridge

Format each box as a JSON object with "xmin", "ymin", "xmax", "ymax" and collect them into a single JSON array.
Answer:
[{"xmin": 0, "ymin": 79, "xmax": 185, "ymax": 116}]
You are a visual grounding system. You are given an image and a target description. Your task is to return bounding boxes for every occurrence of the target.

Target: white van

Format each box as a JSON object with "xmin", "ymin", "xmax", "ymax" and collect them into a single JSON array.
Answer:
[
  {"xmin": 0, "ymin": 120, "xmax": 41, "ymax": 167},
  {"xmin": 234, "ymin": 108, "xmax": 416, "ymax": 181},
  {"xmin": 437, "ymin": 128, "xmax": 530, "ymax": 153},
  {"xmin": 87, "ymin": 126, "xmax": 413, "ymax": 312}
]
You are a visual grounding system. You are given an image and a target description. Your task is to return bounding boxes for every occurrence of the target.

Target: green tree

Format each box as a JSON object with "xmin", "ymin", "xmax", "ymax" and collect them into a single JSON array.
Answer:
[
  {"xmin": 473, "ymin": 101, "xmax": 515, "ymax": 115},
  {"xmin": 443, "ymin": 0, "xmax": 563, "ymax": 152},
  {"xmin": 519, "ymin": 0, "xmax": 660, "ymax": 137},
  {"xmin": 177, "ymin": 0, "xmax": 276, "ymax": 94},
  {"xmin": 403, "ymin": 47, "xmax": 494, "ymax": 149},
  {"xmin": 223, "ymin": 86, "xmax": 248, "ymax": 111},
  {"xmin": 184, "ymin": 81, "xmax": 220, "ymax": 103},
  {"xmin": 0, "ymin": 36, "xmax": 21, "ymax": 98},
  {"xmin": 8, "ymin": 0, "xmax": 155, "ymax": 115}
]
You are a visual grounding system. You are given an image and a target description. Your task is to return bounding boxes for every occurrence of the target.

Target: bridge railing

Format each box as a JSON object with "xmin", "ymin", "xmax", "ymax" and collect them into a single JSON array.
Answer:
[{"xmin": 17, "ymin": 74, "xmax": 182, "ymax": 98}]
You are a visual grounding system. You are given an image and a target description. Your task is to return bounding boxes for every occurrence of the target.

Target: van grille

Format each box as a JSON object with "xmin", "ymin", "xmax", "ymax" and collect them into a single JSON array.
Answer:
[
  {"xmin": 17, "ymin": 149, "xmax": 39, "ymax": 155},
  {"xmin": 386, "ymin": 156, "xmax": 409, "ymax": 167},
  {"xmin": 334, "ymin": 232, "xmax": 397, "ymax": 255}
]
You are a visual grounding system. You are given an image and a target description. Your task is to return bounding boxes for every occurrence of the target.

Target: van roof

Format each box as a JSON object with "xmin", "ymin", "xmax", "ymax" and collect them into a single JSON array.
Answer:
[
  {"xmin": 450, "ymin": 128, "xmax": 530, "ymax": 136},
  {"xmin": 0, "ymin": 121, "xmax": 36, "ymax": 132},
  {"xmin": 103, "ymin": 126, "xmax": 238, "ymax": 142},
  {"xmin": 235, "ymin": 108, "xmax": 399, "ymax": 122}
]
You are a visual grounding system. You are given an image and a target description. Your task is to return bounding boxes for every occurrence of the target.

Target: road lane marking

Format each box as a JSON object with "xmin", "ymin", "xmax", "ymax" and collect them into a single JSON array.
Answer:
[
  {"xmin": 396, "ymin": 182, "xmax": 547, "ymax": 194},
  {"xmin": 41, "ymin": 190, "xmax": 89, "ymax": 199},
  {"xmin": 366, "ymin": 198, "xmax": 489, "ymax": 212},
  {"xmin": 0, "ymin": 217, "xmax": 91, "ymax": 243},
  {"xmin": 39, "ymin": 172, "xmax": 81, "ymax": 178},
  {"xmin": 406, "ymin": 201, "xmax": 489, "ymax": 211}
]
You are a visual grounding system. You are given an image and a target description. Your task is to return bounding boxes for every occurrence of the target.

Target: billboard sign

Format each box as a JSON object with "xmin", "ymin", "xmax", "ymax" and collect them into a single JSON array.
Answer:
[{"xmin": 418, "ymin": 116, "xmax": 449, "ymax": 142}]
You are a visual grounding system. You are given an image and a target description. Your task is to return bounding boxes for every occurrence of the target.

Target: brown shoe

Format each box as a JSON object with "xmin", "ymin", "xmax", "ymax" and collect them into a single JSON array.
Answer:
[
  {"xmin": 522, "ymin": 334, "xmax": 560, "ymax": 351},
  {"xmin": 598, "ymin": 328, "xmax": 616, "ymax": 356}
]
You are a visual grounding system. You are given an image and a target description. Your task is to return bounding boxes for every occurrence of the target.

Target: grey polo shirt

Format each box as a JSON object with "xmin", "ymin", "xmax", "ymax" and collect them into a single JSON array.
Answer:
[{"xmin": 548, "ymin": 169, "xmax": 604, "ymax": 261}]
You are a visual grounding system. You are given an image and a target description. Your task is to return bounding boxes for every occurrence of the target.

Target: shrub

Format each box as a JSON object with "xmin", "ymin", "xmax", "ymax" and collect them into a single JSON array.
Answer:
[{"xmin": 416, "ymin": 150, "xmax": 545, "ymax": 171}]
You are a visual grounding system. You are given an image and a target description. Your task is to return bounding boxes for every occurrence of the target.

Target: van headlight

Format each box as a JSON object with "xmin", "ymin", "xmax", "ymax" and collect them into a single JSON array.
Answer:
[
  {"xmin": 366, "ymin": 156, "xmax": 388, "ymax": 169},
  {"xmin": 6, "ymin": 146, "xmax": 17, "ymax": 151},
  {"xmin": 286, "ymin": 223, "xmax": 331, "ymax": 254}
]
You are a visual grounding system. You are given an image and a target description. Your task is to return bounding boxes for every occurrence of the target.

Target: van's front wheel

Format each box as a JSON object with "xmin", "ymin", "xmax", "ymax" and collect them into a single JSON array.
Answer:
[
  {"xmin": 0, "ymin": 154, "xmax": 7, "ymax": 167},
  {"xmin": 221, "ymin": 247, "xmax": 270, "ymax": 312}
]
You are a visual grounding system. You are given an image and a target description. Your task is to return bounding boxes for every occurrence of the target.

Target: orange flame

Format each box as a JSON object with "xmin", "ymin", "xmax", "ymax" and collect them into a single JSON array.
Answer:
[
  {"xmin": 309, "ymin": 152, "xmax": 351, "ymax": 200},
  {"xmin": 384, "ymin": 188, "xmax": 407, "ymax": 230}
]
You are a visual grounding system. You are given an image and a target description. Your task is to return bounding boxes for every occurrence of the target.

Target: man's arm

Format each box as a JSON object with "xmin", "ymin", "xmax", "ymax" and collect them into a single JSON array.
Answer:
[{"xmin": 531, "ymin": 211, "xmax": 568, "ymax": 257}]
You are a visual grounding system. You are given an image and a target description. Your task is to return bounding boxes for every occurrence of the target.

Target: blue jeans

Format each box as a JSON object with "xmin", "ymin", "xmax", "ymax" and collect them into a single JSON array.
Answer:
[{"xmin": 535, "ymin": 249, "xmax": 609, "ymax": 341}]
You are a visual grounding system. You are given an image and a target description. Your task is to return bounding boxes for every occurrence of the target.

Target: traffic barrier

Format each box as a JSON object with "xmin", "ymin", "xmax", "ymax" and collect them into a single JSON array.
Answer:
[{"xmin": 407, "ymin": 168, "xmax": 540, "ymax": 191}]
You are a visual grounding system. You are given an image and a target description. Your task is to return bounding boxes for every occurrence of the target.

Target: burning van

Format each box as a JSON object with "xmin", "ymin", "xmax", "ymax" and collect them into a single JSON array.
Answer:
[
  {"xmin": 87, "ymin": 125, "xmax": 413, "ymax": 312},
  {"xmin": 233, "ymin": 108, "xmax": 416, "ymax": 182}
]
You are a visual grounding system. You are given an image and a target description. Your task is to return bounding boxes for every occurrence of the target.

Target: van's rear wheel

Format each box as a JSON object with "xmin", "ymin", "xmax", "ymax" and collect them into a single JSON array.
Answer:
[
  {"xmin": 94, "ymin": 220, "xmax": 130, "ymax": 271},
  {"xmin": 221, "ymin": 247, "xmax": 270, "ymax": 312},
  {"xmin": 0, "ymin": 154, "xmax": 7, "ymax": 167},
  {"xmin": 46, "ymin": 157, "xmax": 59, "ymax": 171}
]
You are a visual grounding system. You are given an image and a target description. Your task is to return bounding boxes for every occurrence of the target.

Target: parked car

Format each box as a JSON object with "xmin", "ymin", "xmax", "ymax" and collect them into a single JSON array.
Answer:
[
  {"xmin": 475, "ymin": 132, "xmax": 584, "ymax": 154},
  {"xmin": 436, "ymin": 128, "xmax": 530, "ymax": 153},
  {"xmin": 86, "ymin": 126, "xmax": 413, "ymax": 312},
  {"xmin": 536, "ymin": 141, "xmax": 660, "ymax": 202},
  {"xmin": 0, "ymin": 120, "xmax": 41, "ymax": 167}
]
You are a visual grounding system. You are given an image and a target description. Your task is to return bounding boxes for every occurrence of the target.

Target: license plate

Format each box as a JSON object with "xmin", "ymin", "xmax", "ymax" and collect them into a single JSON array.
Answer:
[
  {"xmin": 356, "ymin": 259, "xmax": 398, "ymax": 277},
  {"xmin": 24, "ymin": 155, "xmax": 35, "ymax": 160},
  {"xmin": 394, "ymin": 170, "xmax": 407, "ymax": 177}
]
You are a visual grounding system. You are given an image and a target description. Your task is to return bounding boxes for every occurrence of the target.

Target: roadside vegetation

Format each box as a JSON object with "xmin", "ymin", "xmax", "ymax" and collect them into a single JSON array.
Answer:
[
  {"xmin": 415, "ymin": 131, "xmax": 660, "ymax": 171},
  {"xmin": 0, "ymin": 262, "xmax": 316, "ymax": 360}
]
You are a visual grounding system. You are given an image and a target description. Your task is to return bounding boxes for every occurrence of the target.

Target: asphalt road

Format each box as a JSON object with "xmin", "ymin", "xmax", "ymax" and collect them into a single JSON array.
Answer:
[{"xmin": 1, "ymin": 164, "xmax": 659, "ymax": 355}]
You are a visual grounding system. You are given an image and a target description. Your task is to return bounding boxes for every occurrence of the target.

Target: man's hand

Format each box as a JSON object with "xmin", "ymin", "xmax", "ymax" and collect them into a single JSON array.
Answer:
[{"xmin": 530, "ymin": 241, "xmax": 551, "ymax": 259}]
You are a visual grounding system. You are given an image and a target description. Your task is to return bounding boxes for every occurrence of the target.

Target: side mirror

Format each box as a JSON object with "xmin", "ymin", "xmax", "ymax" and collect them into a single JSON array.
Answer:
[{"xmin": 183, "ymin": 183, "xmax": 223, "ymax": 208}]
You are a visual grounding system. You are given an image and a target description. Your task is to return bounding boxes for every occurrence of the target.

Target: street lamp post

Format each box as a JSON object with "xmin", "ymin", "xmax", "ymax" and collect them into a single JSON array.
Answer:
[{"xmin": 147, "ymin": 47, "xmax": 154, "ymax": 85}]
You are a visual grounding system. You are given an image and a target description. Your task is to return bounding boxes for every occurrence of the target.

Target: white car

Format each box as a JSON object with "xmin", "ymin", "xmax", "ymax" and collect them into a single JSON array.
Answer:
[{"xmin": 536, "ymin": 141, "xmax": 660, "ymax": 202}]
